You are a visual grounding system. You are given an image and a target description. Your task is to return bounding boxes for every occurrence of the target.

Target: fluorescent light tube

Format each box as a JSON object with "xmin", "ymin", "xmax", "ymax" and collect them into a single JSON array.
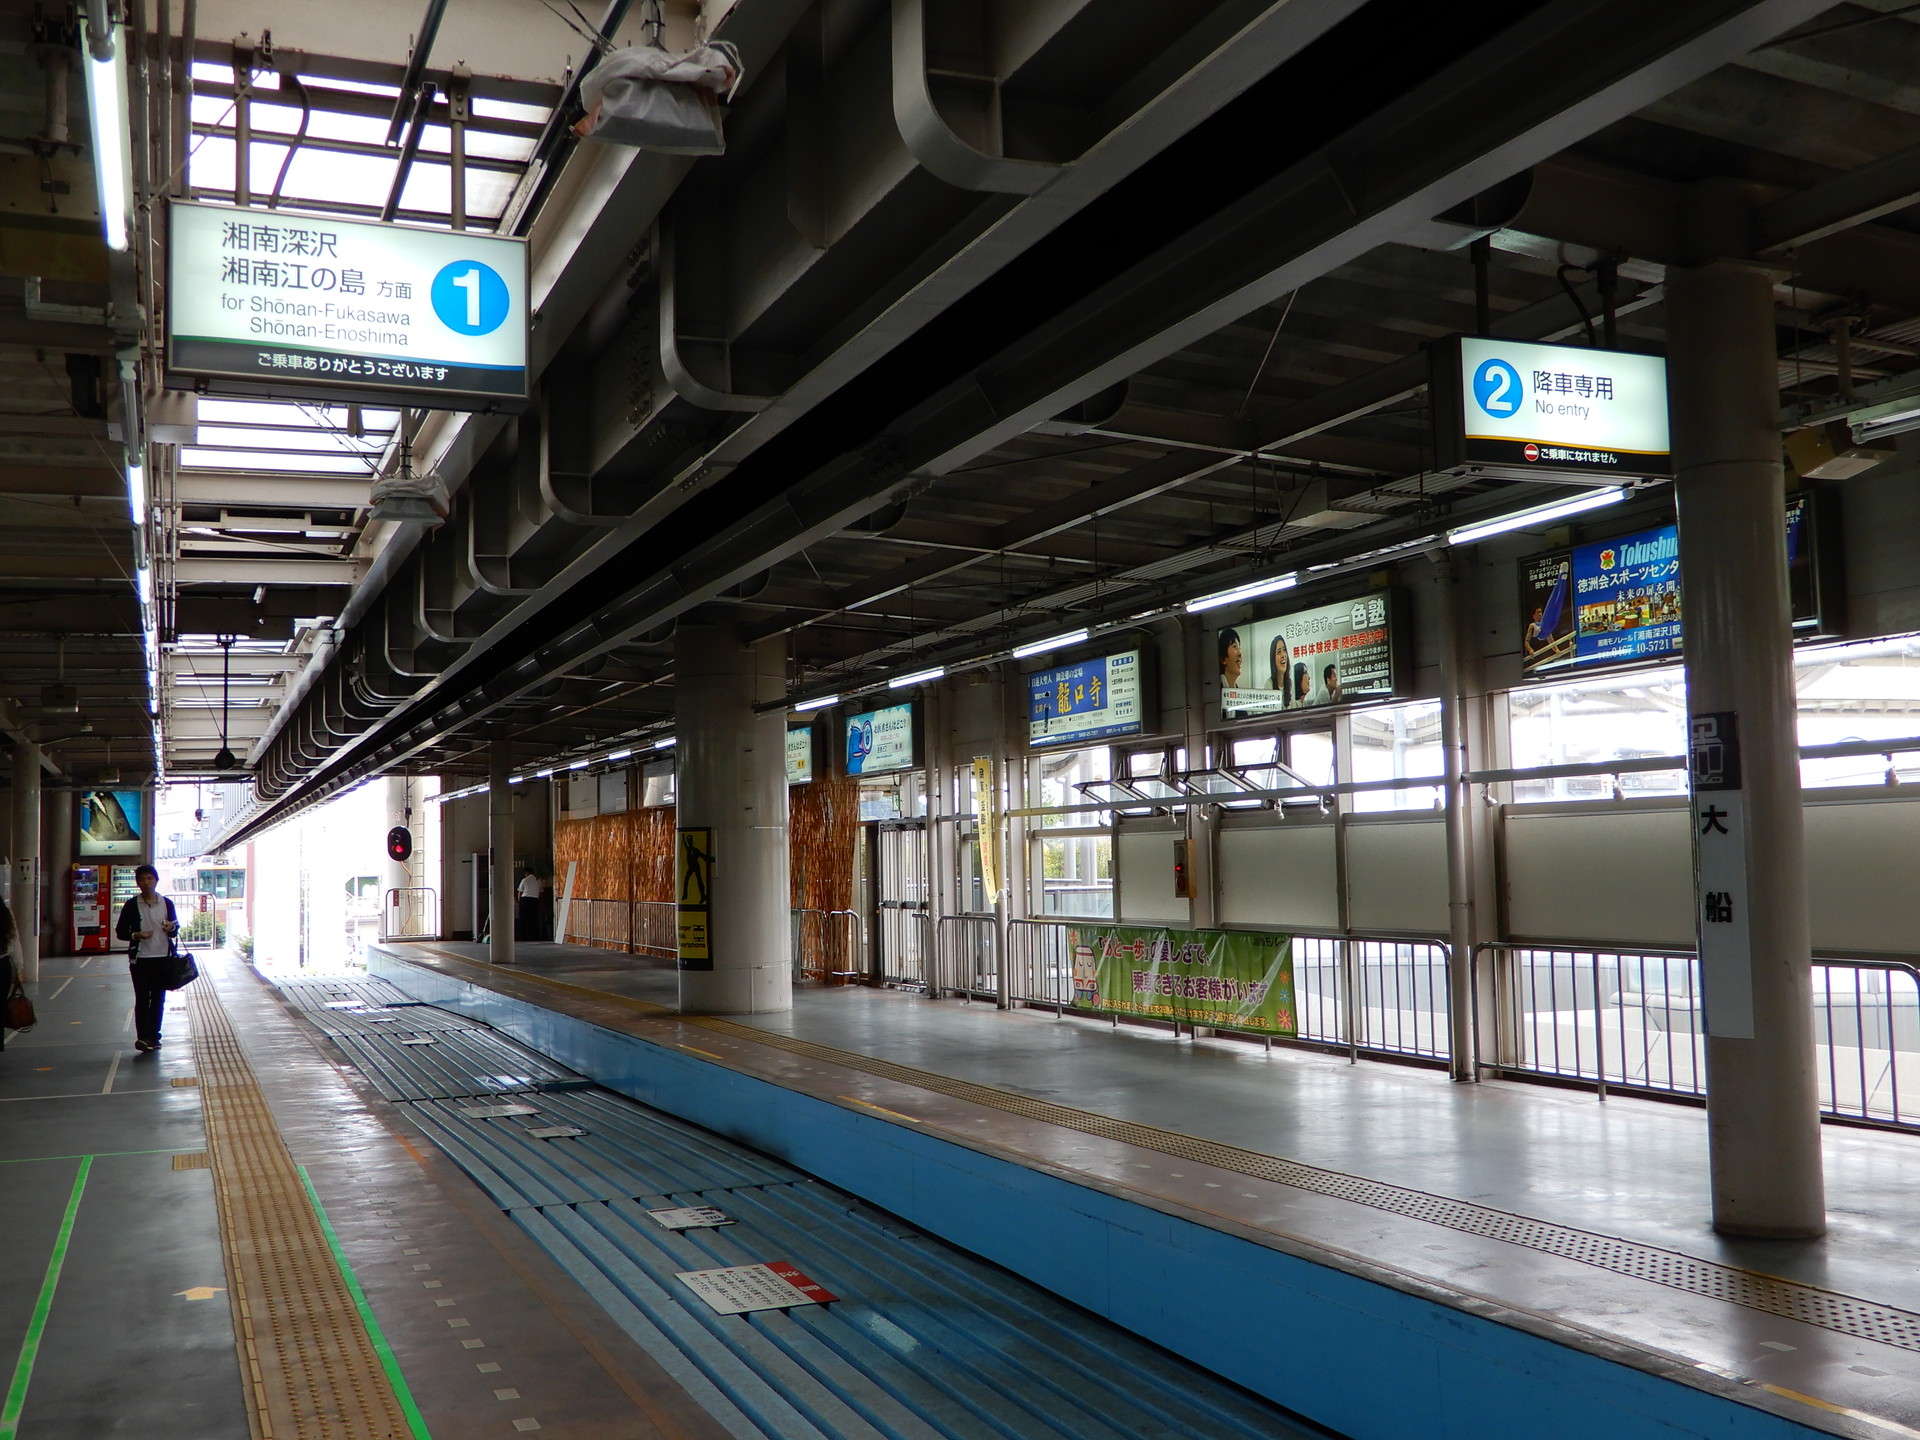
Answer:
[
  {"xmin": 569, "ymin": 758, "xmax": 589, "ymax": 769},
  {"xmin": 1185, "ymin": 573, "xmax": 1297, "ymax": 614},
  {"xmin": 889, "ymin": 666, "xmax": 945, "ymax": 689},
  {"xmin": 535, "ymin": 767, "xmax": 554, "ymax": 777},
  {"xmin": 794, "ymin": 694, "xmax": 839, "ymax": 712},
  {"xmin": 653, "ymin": 736, "xmax": 676, "ymax": 749},
  {"xmin": 605, "ymin": 749, "xmax": 632, "ymax": 761},
  {"xmin": 1013, "ymin": 629, "xmax": 1088, "ymax": 659},
  {"xmin": 1446, "ymin": 487, "xmax": 1624, "ymax": 546},
  {"xmin": 126, "ymin": 457, "xmax": 145, "ymax": 528},
  {"xmin": 83, "ymin": 37, "xmax": 130, "ymax": 251}
]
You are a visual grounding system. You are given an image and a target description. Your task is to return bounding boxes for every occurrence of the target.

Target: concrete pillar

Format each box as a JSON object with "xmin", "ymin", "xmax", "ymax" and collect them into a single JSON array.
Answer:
[
  {"xmin": 675, "ymin": 620, "xmax": 791, "ymax": 1014},
  {"xmin": 11, "ymin": 744, "xmax": 40, "ymax": 982},
  {"xmin": 488, "ymin": 744, "xmax": 515, "ymax": 966},
  {"xmin": 45, "ymin": 785, "xmax": 71, "ymax": 958},
  {"xmin": 1669, "ymin": 257, "xmax": 1825, "ymax": 1238}
]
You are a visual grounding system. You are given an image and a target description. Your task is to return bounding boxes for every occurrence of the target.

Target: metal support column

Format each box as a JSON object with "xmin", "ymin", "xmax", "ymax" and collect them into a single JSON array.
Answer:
[
  {"xmin": 488, "ymin": 743, "xmax": 514, "ymax": 967},
  {"xmin": 12, "ymin": 744, "xmax": 41, "ymax": 982},
  {"xmin": 675, "ymin": 620, "xmax": 792, "ymax": 1015},
  {"xmin": 1437, "ymin": 554, "xmax": 1479, "ymax": 1081},
  {"xmin": 45, "ymin": 784, "xmax": 71, "ymax": 960},
  {"xmin": 1669, "ymin": 235, "xmax": 1825, "ymax": 1238}
]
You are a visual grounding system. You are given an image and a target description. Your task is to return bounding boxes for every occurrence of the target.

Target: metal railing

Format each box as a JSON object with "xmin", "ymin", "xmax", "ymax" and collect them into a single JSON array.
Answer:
[
  {"xmin": 1002, "ymin": 919, "xmax": 1451, "ymax": 1062},
  {"xmin": 878, "ymin": 906, "xmax": 931, "ymax": 987},
  {"xmin": 793, "ymin": 907, "xmax": 862, "ymax": 983},
  {"xmin": 935, "ymin": 914, "xmax": 1002, "ymax": 1000},
  {"xmin": 380, "ymin": 887, "xmax": 439, "ymax": 941},
  {"xmin": 1474, "ymin": 944, "xmax": 1920, "ymax": 1128}
]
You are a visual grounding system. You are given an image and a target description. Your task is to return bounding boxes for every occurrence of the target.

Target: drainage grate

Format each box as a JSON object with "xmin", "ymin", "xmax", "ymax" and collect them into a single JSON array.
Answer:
[
  {"xmin": 691, "ymin": 1016, "xmax": 1920, "ymax": 1355},
  {"xmin": 189, "ymin": 982, "xmax": 417, "ymax": 1438}
]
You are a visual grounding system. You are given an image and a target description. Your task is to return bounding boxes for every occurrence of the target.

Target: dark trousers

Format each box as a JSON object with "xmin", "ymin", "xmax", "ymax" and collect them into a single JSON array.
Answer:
[{"xmin": 130, "ymin": 958, "xmax": 170, "ymax": 1045}]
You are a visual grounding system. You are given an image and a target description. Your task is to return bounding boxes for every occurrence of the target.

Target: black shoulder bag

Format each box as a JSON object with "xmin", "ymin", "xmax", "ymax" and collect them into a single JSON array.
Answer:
[{"xmin": 163, "ymin": 902, "xmax": 199, "ymax": 991}]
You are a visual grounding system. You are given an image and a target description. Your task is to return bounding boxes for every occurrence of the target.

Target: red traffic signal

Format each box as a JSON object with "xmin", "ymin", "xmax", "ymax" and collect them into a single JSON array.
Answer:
[{"xmin": 386, "ymin": 825, "xmax": 413, "ymax": 863}]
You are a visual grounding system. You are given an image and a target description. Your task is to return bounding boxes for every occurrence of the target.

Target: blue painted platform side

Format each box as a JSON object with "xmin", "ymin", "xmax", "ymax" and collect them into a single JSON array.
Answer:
[{"xmin": 366, "ymin": 950, "xmax": 1829, "ymax": 1440}]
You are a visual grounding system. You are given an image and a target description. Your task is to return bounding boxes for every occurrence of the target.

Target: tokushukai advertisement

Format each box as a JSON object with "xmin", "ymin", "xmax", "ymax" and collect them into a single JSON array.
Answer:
[
  {"xmin": 1519, "ymin": 523, "xmax": 1682, "ymax": 677},
  {"xmin": 1066, "ymin": 924, "xmax": 1296, "ymax": 1033}
]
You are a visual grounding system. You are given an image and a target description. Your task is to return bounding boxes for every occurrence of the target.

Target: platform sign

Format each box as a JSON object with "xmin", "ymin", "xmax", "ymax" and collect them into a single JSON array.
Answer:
[
  {"xmin": 1067, "ymin": 924, "xmax": 1295, "ymax": 1034},
  {"xmin": 786, "ymin": 726, "xmax": 814, "ymax": 785},
  {"xmin": 1027, "ymin": 650, "xmax": 1143, "ymax": 747},
  {"xmin": 677, "ymin": 1263, "xmax": 838, "ymax": 1315},
  {"xmin": 676, "ymin": 827, "xmax": 714, "ymax": 971},
  {"xmin": 1433, "ymin": 336, "xmax": 1671, "ymax": 477},
  {"xmin": 1690, "ymin": 712, "xmax": 1754, "ymax": 1040},
  {"xmin": 165, "ymin": 201, "xmax": 529, "ymax": 410},
  {"xmin": 1218, "ymin": 594, "xmax": 1396, "ymax": 720},
  {"xmin": 844, "ymin": 703, "xmax": 914, "ymax": 776}
]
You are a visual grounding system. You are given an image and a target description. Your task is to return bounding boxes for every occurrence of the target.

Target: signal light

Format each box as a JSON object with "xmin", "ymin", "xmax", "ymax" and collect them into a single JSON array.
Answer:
[{"xmin": 386, "ymin": 825, "xmax": 413, "ymax": 863}]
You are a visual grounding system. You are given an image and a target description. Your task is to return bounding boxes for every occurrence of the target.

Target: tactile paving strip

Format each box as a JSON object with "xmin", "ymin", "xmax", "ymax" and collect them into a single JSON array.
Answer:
[
  {"xmin": 189, "ymin": 981, "xmax": 415, "ymax": 1439},
  {"xmin": 686, "ymin": 1016, "xmax": 1920, "ymax": 1354}
]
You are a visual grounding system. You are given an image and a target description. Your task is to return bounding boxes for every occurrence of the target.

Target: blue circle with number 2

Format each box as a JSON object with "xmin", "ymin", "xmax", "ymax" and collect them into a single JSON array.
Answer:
[
  {"xmin": 1472, "ymin": 357, "xmax": 1525, "ymax": 417},
  {"xmin": 430, "ymin": 260, "xmax": 510, "ymax": 336}
]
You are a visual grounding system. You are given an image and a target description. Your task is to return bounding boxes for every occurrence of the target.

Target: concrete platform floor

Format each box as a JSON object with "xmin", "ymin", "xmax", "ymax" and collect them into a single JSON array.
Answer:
[{"xmin": 419, "ymin": 939, "xmax": 1920, "ymax": 1439}]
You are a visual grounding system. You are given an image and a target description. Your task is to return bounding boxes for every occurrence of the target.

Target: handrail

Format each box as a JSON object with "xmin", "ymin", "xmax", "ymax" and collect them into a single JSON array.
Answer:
[{"xmin": 380, "ymin": 886, "xmax": 439, "ymax": 942}]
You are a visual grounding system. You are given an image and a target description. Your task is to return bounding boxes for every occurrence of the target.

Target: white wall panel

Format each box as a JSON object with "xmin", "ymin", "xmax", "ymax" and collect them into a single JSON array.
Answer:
[
  {"xmin": 1346, "ymin": 818, "xmax": 1447, "ymax": 934},
  {"xmin": 1117, "ymin": 828, "xmax": 1189, "ymax": 925},
  {"xmin": 1807, "ymin": 799, "xmax": 1920, "ymax": 954},
  {"xmin": 1217, "ymin": 824, "xmax": 1339, "ymax": 930},
  {"xmin": 1503, "ymin": 806, "xmax": 1693, "ymax": 947}
]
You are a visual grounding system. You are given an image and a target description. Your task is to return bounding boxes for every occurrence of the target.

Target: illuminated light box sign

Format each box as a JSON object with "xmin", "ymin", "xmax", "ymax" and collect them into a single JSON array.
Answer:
[
  {"xmin": 786, "ymin": 726, "xmax": 814, "ymax": 785},
  {"xmin": 844, "ymin": 703, "xmax": 914, "ymax": 776},
  {"xmin": 1218, "ymin": 593, "xmax": 1398, "ymax": 720},
  {"xmin": 1027, "ymin": 650, "xmax": 1143, "ymax": 747},
  {"xmin": 165, "ymin": 201, "xmax": 529, "ymax": 410},
  {"xmin": 1433, "ymin": 336, "xmax": 1671, "ymax": 477},
  {"xmin": 1519, "ymin": 503, "xmax": 1833, "ymax": 679},
  {"xmin": 80, "ymin": 789, "xmax": 145, "ymax": 857}
]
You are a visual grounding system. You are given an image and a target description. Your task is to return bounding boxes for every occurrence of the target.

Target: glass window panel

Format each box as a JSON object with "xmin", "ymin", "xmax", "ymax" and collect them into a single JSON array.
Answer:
[
  {"xmin": 1351, "ymin": 700, "xmax": 1445, "ymax": 811},
  {"xmin": 1028, "ymin": 747, "xmax": 1109, "ymax": 827},
  {"xmin": 1230, "ymin": 735, "xmax": 1278, "ymax": 767},
  {"xmin": 1797, "ymin": 635, "xmax": 1920, "ymax": 786},
  {"xmin": 1288, "ymin": 731, "xmax": 1335, "ymax": 787},
  {"xmin": 1126, "ymin": 749, "xmax": 1163, "ymax": 777},
  {"xmin": 1507, "ymin": 668, "xmax": 1687, "ymax": 802},
  {"xmin": 1036, "ymin": 835, "xmax": 1112, "ymax": 918}
]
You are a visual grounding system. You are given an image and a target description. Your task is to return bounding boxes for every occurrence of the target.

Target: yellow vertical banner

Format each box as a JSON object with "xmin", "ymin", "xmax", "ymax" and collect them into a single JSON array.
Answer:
[
  {"xmin": 971, "ymin": 757, "xmax": 1000, "ymax": 901},
  {"xmin": 677, "ymin": 827, "xmax": 714, "ymax": 971}
]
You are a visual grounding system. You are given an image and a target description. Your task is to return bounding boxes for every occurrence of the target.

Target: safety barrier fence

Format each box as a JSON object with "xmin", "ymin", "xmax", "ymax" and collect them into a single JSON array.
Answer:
[
  {"xmin": 998, "ymin": 920, "xmax": 1452, "ymax": 1063},
  {"xmin": 934, "ymin": 914, "xmax": 1003, "ymax": 1001},
  {"xmin": 879, "ymin": 906, "xmax": 932, "ymax": 987},
  {"xmin": 380, "ymin": 887, "xmax": 439, "ymax": 942},
  {"xmin": 558, "ymin": 898, "xmax": 676, "ymax": 957},
  {"xmin": 1474, "ymin": 944, "xmax": 1920, "ymax": 1129},
  {"xmin": 792, "ymin": 907, "xmax": 862, "ymax": 983}
]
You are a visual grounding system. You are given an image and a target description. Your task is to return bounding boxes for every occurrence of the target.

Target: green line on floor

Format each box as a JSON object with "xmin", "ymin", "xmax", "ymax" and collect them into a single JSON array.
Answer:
[
  {"xmin": 0, "ymin": 1147, "xmax": 188, "ymax": 1166},
  {"xmin": 0, "ymin": 1155, "xmax": 92, "ymax": 1439},
  {"xmin": 297, "ymin": 1165, "xmax": 434, "ymax": 1440}
]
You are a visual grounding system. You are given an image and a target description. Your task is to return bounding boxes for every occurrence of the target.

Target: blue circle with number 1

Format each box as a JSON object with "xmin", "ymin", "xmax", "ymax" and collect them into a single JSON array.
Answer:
[
  {"xmin": 1472, "ymin": 357, "xmax": 1525, "ymax": 418},
  {"xmin": 430, "ymin": 260, "xmax": 510, "ymax": 336}
]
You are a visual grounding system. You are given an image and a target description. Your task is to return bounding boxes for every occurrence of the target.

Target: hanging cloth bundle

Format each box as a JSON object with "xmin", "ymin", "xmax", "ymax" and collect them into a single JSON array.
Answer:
[{"xmin": 573, "ymin": 40, "xmax": 743, "ymax": 155}]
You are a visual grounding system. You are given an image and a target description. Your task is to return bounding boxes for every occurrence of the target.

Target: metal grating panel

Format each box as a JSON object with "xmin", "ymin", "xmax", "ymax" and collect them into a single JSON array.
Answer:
[
  {"xmin": 325, "ymin": 1026, "xmax": 581, "ymax": 1102},
  {"xmin": 690, "ymin": 1016, "xmax": 1920, "ymax": 1355}
]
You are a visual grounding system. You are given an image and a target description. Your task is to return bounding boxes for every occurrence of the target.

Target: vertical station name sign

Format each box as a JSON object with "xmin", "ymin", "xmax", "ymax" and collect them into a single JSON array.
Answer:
[
  {"xmin": 1432, "ymin": 336, "xmax": 1671, "ymax": 476},
  {"xmin": 165, "ymin": 201, "xmax": 529, "ymax": 411},
  {"xmin": 1689, "ymin": 712, "xmax": 1753, "ymax": 1039}
]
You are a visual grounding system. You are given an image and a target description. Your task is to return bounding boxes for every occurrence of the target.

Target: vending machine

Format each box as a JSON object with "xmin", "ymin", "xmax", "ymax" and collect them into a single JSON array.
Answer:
[
  {"xmin": 108, "ymin": 865, "xmax": 140, "ymax": 933},
  {"xmin": 72, "ymin": 866, "xmax": 108, "ymax": 951}
]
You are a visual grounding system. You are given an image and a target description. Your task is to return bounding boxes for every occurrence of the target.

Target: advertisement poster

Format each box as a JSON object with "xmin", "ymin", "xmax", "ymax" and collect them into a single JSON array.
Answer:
[
  {"xmin": 79, "ymin": 790, "xmax": 144, "ymax": 857},
  {"xmin": 1219, "ymin": 594, "xmax": 1394, "ymax": 720},
  {"xmin": 786, "ymin": 726, "xmax": 814, "ymax": 785},
  {"xmin": 1521, "ymin": 503, "xmax": 1825, "ymax": 678},
  {"xmin": 167, "ymin": 201, "xmax": 528, "ymax": 406},
  {"xmin": 1066, "ymin": 924, "xmax": 1296, "ymax": 1034},
  {"xmin": 844, "ymin": 703, "xmax": 914, "ymax": 776},
  {"xmin": 1444, "ymin": 336, "xmax": 1671, "ymax": 476},
  {"xmin": 1028, "ymin": 650, "xmax": 1144, "ymax": 747}
]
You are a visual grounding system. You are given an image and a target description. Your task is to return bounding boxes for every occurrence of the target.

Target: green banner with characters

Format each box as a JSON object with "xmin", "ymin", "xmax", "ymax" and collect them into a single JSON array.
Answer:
[{"xmin": 1066, "ymin": 924, "xmax": 1296, "ymax": 1034}]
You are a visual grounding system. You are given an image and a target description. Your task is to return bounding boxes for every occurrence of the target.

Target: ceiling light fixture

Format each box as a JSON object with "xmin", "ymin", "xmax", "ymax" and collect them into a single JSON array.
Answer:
[
  {"xmin": 82, "ymin": 11, "xmax": 130, "ymax": 251},
  {"xmin": 1012, "ymin": 629, "xmax": 1088, "ymax": 659},
  {"xmin": 794, "ymin": 694, "xmax": 839, "ymax": 712},
  {"xmin": 1445, "ymin": 487, "xmax": 1625, "ymax": 546},
  {"xmin": 1185, "ymin": 573, "xmax": 1298, "ymax": 614},
  {"xmin": 889, "ymin": 666, "xmax": 944, "ymax": 689}
]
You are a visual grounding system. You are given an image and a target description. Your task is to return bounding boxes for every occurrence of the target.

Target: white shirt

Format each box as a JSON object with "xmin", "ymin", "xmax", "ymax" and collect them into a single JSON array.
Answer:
[
  {"xmin": 517, "ymin": 874, "xmax": 541, "ymax": 899},
  {"xmin": 134, "ymin": 894, "xmax": 173, "ymax": 958}
]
